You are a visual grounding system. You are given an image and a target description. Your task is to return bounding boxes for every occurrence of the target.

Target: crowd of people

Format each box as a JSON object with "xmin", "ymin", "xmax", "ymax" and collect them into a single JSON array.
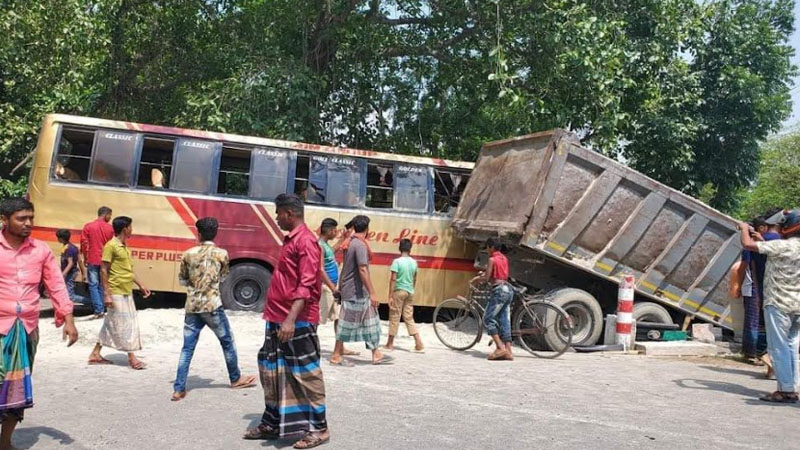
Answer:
[
  {"xmin": 736, "ymin": 207, "xmax": 800, "ymax": 403},
  {"xmin": 2, "ymin": 190, "xmax": 798, "ymax": 449}
]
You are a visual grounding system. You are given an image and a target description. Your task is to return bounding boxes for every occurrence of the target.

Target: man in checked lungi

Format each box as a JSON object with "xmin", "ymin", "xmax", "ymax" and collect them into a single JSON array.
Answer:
[
  {"xmin": 244, "ymin": 193, "xmax": 330, "ymax": 449},
  {"xmin": 0, "ymin": 198, "xmax": 78, "ymax": 450}
]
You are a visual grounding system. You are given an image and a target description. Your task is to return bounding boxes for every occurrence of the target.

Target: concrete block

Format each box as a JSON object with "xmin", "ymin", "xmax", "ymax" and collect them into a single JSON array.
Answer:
[
  {"xmin": 692, "ymin": 323, "xmax": 715, "ymax": 344},
  {"xmin": 635, "ymin": 341, "xmax": 718, "ymax": 356}
]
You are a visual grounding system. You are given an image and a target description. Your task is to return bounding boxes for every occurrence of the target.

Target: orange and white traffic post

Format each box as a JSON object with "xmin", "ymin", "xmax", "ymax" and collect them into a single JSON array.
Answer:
[{"xmin": 616, "ymin": 275, "xmax": 635, "ymax": 350}]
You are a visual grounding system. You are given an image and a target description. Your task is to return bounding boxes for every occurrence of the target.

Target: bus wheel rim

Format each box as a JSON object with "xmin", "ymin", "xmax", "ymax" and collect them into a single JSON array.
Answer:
[{"xmin": 234, "ymin": 279, "xmax": 261, "ymax": 307}]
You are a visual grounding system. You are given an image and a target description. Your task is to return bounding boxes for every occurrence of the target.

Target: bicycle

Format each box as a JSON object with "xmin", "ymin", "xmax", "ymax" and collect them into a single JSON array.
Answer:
[{"xmin": 433, "ymin": 280, "xmax": 574, "ymax": 358}]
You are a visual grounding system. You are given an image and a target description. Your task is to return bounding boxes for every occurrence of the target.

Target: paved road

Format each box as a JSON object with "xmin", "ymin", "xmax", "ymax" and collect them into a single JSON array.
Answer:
[{"xmin": 17, "ymin": 310, "xmax": 800, "ymax": 449}]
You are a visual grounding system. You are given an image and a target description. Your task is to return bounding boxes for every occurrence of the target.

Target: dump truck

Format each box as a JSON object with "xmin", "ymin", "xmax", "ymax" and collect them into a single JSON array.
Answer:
[{"xmin": 451, "ymin": 129, "xmax": 744, "ymax": 346}]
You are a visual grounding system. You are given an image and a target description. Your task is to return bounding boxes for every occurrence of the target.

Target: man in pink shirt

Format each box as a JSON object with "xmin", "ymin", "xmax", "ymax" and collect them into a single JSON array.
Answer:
[
  {"xmin": 80, "ymin": 206, "xmax": 114, "ymax": 319},
  {"xmin": 0, "ymin": 198, "xmax": 78, "ymax": 450}
]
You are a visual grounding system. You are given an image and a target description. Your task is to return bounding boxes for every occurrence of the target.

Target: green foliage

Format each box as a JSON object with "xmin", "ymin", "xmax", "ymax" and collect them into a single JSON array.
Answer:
[
  {"xmin": 737, "ymin": 132, "xmax": 800, "ymax": 219},
  {"xmin": 0, "ymin": 0, "xmax": 795, "ymax": 212}
]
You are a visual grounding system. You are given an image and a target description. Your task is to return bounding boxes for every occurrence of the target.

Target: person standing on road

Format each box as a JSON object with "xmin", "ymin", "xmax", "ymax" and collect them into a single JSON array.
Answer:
[
  {"xmin": 88, "ymin": 216, "xmax": 151, "ymax": 370},
  {"xmin": 382, "ymin": 238, "xmax": 424, "ymax": 353},
  {"xmin": 81, "ymin": 206, "xmax": 114, "ymax": 319},
  {"xmin": 244, "ymin": 194, "xmax": 329, "ymax": 449},
  {"xmin": 329, "ymin": 215, "xmax": 391, "ymax": 366},
  {"xmin": 0, "ymin": 198, "xmax": 78, "ymax": 450},
  {"xmin": 171, "ymin": 217, "xmax": 257, "ymax": 402},
  {"xmin": 739, "ymin": 209, "xmax": 800, "ymax": 403},
  {"xmin": 472, "ymin": 238, "xmax": 513, "ymax": 361},
  {"xmin": 317, "ymin": 218, "xmax": 359, "ymax": 358},
  {"xmin": 56, "ymin": 229, "xmax": 89, "ymax": 306}
]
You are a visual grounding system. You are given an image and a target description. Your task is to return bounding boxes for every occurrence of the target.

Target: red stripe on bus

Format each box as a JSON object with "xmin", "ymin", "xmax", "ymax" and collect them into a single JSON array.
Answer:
[
  {"xmin": 166, "ymin": 196, "xmax": 199, "ymax": 238},
  {"xmin": 254, "ymin": 203, "xmax": 283, "ymax": 238}
]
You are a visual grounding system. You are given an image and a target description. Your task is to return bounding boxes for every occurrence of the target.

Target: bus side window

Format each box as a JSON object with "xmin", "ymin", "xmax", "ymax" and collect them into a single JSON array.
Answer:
[
  {"xmin": 394, "ymin": 165, "xmax": 428, "ymax": 212},
  {"xmin": 170, "ymin": 139, "xmax": 222, "ymax": 193},
  {"xmin": 251, "ymin": 148, "xmax": 291, "ymax": 201},
  {"xmin": 294, "ymin": 155, "xmax": 311, "ymax": 200},
  {"xmin": 366, "ymin": 162, "xmax": 393, "ymax": 209},
  {"xmin": 295, "ymin": 155, "xmax": 327, "ymax": 203},
  {"xmin": 89, "ymin": 130, "xmax": 140, "ymax": 186},
  {"xmin": 218, "ymin": 146, "xmax": 250, "ymax": 196},
  {"xmin": 137, "ymin": 136, "xmax": 175, "ymax": 189},
  {"xmin": 53, "ymin": 127, "xmax": 94, "ymax": 181},
  {"xmin": 326, "ymin": 157, "xmax": 363, "ymax": 207},
  {"xmin": 434, "ymin": 169, "xmax": 470, "ymax": 214}
]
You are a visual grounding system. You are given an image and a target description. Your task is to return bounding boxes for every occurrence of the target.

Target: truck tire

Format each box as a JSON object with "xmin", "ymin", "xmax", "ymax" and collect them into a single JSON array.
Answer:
[
  {"xmin": 548, "ymin": 288, "xmax": 603, "ymax": 346},
  {"xmin": 632, "ymin": 302, "xmax": 673, "ymax": 325},
  {"xmin": 221, "ymin": 263, "xmax": 271, "ymax": 312}
]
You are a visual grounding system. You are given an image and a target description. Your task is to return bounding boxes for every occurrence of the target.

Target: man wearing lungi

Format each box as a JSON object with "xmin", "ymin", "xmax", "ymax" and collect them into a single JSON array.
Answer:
[
  {"xmin": 244, "ymin": 193, "xmax": 329, "ymax": 449},
  {"xmin": 0, "ymin": 198, "xmax": 78, "ymax": 450}
]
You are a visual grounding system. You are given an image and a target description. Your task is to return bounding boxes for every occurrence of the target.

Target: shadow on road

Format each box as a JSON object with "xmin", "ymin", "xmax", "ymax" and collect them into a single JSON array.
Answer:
[
  {"xmin": 699, "ymin": 364, "xmax": 766, "ymax": 379},
  {"xmin": 15, "ymin": 426, "xmax": 75, "ymax": 449}
]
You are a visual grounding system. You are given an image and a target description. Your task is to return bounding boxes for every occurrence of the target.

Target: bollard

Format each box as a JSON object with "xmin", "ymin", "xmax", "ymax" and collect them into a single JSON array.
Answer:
[{"xmin": 616, "ymin": 275, "xmax": 635, "ymax": 350}]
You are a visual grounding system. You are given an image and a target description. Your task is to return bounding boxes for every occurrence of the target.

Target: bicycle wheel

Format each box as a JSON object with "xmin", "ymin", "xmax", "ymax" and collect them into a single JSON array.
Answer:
[
  {"xmin": 433, "ymin": 298, "xmax": 483, "ymax": 350},
  {"xmin": 514, "ymin": 300, "xmax": 573, "ymax": 358}
]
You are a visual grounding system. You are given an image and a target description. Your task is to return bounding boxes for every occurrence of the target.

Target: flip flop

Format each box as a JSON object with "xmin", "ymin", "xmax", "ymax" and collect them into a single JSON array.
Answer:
[
  {"xmin": 293, "ymin": 432, "xmax": 330, "ymax": 449},
  {"xmin": 329, "ymin": 359, "xmax": 355, "ymax": 367},
  {"xmin": 759, "ymin": 391, "xmax": 799, "ymax": 403},
  {"xmin": 129, "ymin": 360, "xmax": 147, "ymax": 370},
  {"xmin": 243, "ymin": 424, "xmax": 279, "ymax": 440},
  {"xmin": 231, "ymin": 375, "xmax": 257, "ymax": 389},
  {"xmin": 88, "ymin": 357, "xmax": 112, "ymax": 365},
  {"xmin": 342, "ymin": 349, "xmax": 361, "ymax": 356},
  {"xmin": 372, "ymin": 355, "xmax": 395, "ymax": 365},
  {"xmin": 411, "ymin": 348, "xmax": 426, "ymax": 354},
  {"xmin": 171, "ymin": 391, "xmax": 187, "ymax": 402}
]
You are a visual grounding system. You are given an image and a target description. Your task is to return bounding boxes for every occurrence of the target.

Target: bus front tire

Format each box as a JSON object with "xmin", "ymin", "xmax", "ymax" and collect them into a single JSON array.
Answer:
[{"xmin": 221, "ymin": 263, "xmax": 271, "ymax": 312}]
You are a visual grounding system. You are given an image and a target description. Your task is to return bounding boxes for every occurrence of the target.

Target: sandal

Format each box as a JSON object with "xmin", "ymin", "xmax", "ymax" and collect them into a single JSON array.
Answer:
[
  {"xmin": 487, "ymin": 350, "xmax": 509, "ymax": 361},
  {"xmin": 329, "ymin": 359, "xmax": 354, "ymax": 367},
  {"xmin": 372, "ymin": 355, "xmax": 395, "ymax": 365},
  {"xmin": 294, "ymin": 431, "xmax": 330, "ymax": 449},
  {"xmin": 759, "ymin": 391, "xmax": 799, "ymax": 403},
  {"xmin": 171, "ymin": 391, "xmax": 186, "ymax": 402},
  {"xmin": 231, "ymin": 375, "xmax": 257, "ymax": 389},
  {"xmin": 129, "ymin": 360, "xmax": 147, "ymax": 370},
  {"xmin": 243, "ymin": 424, "xmax": 279, "ymax": 440},
  {"xmin": 342, "ymin": 349, "xmax": 361, "ymax": 356},
  {"xmin": 88, "ymin": 356, "xmax": 113, "ymax": 365}
]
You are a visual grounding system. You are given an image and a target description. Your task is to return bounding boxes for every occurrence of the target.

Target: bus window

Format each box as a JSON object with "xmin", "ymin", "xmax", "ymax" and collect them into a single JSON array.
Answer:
[
  {"xmin": 434, "ymin": 169, "xmax": 470, "ymax": 214},
  {"xmin": 89, "ymin": 130, "xmax": 140, "ymax": 185},
  {"xmin": 137, "ymin": 136, "xmax": 175, "ymax": 189},
  {"xmin": 170, "ymin": 138, "xmax": 221, "ymax": 193},
  {"xmin": 394, "ymin": 165, "xmax": 429, "ymax": 212},
  {"xmin": 54, "ymin": 127, "xmax": 94, "ymax": 181},
  {"xmin": 218, "ymin": 146, "xmax": 250, "ymax": 196},
  {"xmin": 366, "ymin": 162, "xmax": 393, "ymax": 209},
  {"xmin": 251, "ymin": 148, "xmax": 291, "ymax": 201},
  {"xmin": 326, "ymin": 157, "xmax": 363, "ymax": 207}
]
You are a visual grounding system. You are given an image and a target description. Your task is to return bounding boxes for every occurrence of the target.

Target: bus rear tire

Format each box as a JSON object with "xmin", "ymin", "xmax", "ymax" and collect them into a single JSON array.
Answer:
[{"xmin": 222, "ymin": 263, "xmax": 271, "ymax": 312}]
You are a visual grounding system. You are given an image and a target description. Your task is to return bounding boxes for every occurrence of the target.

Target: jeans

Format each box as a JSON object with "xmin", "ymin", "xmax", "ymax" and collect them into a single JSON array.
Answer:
[
  {"xmin": 86, "ymin": 265, "xmax": 105, "ymax": 314},
  {"xmin": 65, "ymin": 275, "xmax": 89, "ymax": 306},
  {"xmin": 742, "ymin": 296, "xmax": 768, "ymax": 357},
  {"xmin": 173, "ymin": 308, "xmax": 241, "ymax": 393},
  {"xmin": 484, "ymin": 283, "xmax": 513, "ymax": 343},
  {"xmin": 764, "ymin": 305, "xmax": 800, "ymax": 392}
]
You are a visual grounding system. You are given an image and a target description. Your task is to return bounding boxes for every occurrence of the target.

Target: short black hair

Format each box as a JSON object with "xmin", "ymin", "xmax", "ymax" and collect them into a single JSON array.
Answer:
[
  {"xmin": 98, "ymin": 206, "xmax": 112, "ymax": 216},
  {"xmin": 321, "ymin": 218, "xmax": 338, "ymax": 234},
  {"xmin": 399, "ymin": 238, "xmax": 412, "ymax": 253},
  {"xmin": 344, "ymin": 219, "xmax": 354, "ymax": 230},
  {"xmin": 56, "ymin": 229, "xmax": 71, "ymax": 242},
  {"xmin": 275, "ymin": 193, "xmax": 304, "ymax": 217},
  {"xmin": 351, "ymin": 215, "xmax": 370, "ymax": 233},
  {"xmin": 196, "ymin": 217, "xmax": 219, "ymax": 241},
  {"xmin": 112, "ymin": 216, "xmax": 133, "ymax": 235},
  {"xmin": 752, "ymin": 216, "xmax": 768, "ymax": 228},
  {"xmin": 0, "ymin": 197, "xmax": 34, "ymax": 219}
]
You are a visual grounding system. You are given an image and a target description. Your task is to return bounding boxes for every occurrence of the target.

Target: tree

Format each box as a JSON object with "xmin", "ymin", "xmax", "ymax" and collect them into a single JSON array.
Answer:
[
  {"xmin": 0, "ymin": 0, "xmax": 795, "ymax": 213},
  {"xmin": 737, "ymin": 131, "xmax": 800, "ymax": 219}
]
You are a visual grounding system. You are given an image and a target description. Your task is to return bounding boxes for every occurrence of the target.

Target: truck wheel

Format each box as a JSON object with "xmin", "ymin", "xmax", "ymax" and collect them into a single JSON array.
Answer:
[
  {"xmin": 548, "ymin": 288, "xmax": 603, "ymax": 346},
  {"xmin": 632, "ymin": 302, "xmax": 673, "ymax": 325},
  {"xmin": 221, "ymin": 263, "xmax": 271, "ymax": 312}
]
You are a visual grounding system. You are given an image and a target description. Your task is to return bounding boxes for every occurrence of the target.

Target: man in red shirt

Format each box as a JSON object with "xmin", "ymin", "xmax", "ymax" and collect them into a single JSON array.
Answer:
[
  {"xmin": 471, "ymin": 237, "xmax": 513, "ymax": 361},
  {"xmin": 0, "ymin": 198, "xmax": 78, "ymax": 450},
  {"xmin": 244, "ymin": 193, "xmax": 329, "ymax": 449},
  {"xmin": 80, "ymin": 206, "xmax": 114, "ymax": 319}
]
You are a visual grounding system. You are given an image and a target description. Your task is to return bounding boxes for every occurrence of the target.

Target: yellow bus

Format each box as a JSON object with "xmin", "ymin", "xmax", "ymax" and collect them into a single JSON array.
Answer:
[{"xmin": 27, "ymin": 114, "xmax": 477, "ymax": 311}]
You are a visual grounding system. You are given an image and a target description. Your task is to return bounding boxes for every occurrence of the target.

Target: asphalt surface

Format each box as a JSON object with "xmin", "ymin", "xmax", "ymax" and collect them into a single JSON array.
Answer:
[{"xmin": 16, "ymin": 309, "xmax": 800, "ymax": 450}]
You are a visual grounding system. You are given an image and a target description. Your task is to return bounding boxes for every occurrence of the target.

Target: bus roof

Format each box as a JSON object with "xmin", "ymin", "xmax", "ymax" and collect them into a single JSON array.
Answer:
[{"xmin": 46, "ymin": 114, "xmax": 474, "ymax": 170}]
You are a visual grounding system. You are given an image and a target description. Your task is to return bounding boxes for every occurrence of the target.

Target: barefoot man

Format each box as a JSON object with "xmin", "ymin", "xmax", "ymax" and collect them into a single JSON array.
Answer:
[
  {"xmin": 244, "ymin": 194, "xmax": 329, "ymax": 448},
  {"xmin": 88, "ymin": 216, "xmax": 151, "ymax": 370},
  {"xmin": 171, "ymin": 217, "xmax": 256, "ymax": 401},
  {"xmin": 0, "ymin": 198, "xmax": 79, "ymax": 450}
]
